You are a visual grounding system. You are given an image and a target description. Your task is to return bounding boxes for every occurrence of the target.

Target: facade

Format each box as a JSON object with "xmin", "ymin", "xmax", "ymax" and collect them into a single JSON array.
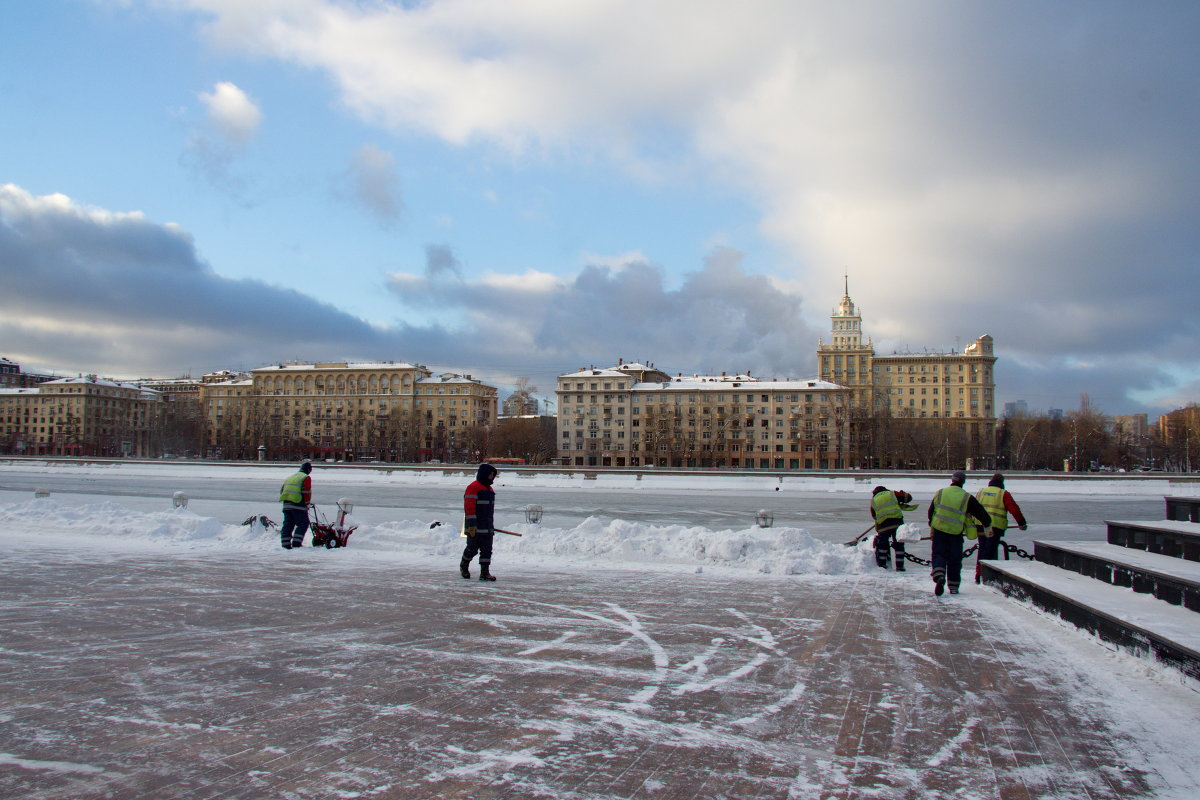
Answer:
[
  {"xmin": 1156, "ymin": 406, "xmax": 1200, "ymax": 470},
  {"xmin": 200, "ymin": 361, "xmax": 498, "ymax": 462},
  {"xmin": 0, "ymin": 376, "xmax": 162, "ymax": 457},
  {"xmin": 0, "ymin": 357, "xmax": 58, "ymax": 388},
  {"xmin": 556, "ymin": 360, "xmax": 853, "ymax": 468},
  {"xmin": 817, "ymin": 283, "xmax": 998, "ymax": 468}
]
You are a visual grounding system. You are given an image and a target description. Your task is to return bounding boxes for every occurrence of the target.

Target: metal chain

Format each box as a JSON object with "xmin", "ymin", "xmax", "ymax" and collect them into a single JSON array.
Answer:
[
  {"xmin": 1002, "ymin": 541, "xmax": 1035, "ymax": 560},
  {"xmin": 963, "ymin": 544, "xmax": 979, "ymax": 558},
  {"xmin": 902, "ymin": 551, "xmax": 932, "ymax": 566}
]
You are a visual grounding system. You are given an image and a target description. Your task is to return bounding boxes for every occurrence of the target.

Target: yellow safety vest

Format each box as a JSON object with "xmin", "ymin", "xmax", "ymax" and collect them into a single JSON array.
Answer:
[
  {"xmin": 279, "ymin": 472, "xmax": 307, "ymax": 504},
  {"xmin": 931, "ymin": 485, "xmax": 972, "ymax": 535},
  {"xmin": 871, "ymin": 491, "xmax": 904, "ymax": 523},
  {"xmin": 977, "ymin": 486, "xmax": 1008, "ymax": 530}
]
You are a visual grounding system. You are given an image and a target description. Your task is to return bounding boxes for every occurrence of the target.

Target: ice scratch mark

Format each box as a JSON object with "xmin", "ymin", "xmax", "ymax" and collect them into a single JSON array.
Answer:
[
  {"xmin": 725, "ymin": 607, "xmax": 780, "ymax": 653},
  {"xmin": 601, "ymin": 603, "xmax": 669, "ymax": 706},
  {"xmin": 926, "ymin": 715, "xmax": 980, "ymax": 767},
  {"xmin": 0, "ymin": 752, "xmax": 105, "ymax": 774},
  {"xmin": 673, "ymin": 652, "xmax": 769, "ymax": 695},
  {"xmin": 518, "ymin": 631, "xmax": 580, "ymax": 656},
  {"xmin": 677, "ymin": 637, "xmax": 725, "ymax": 676},
  {"xmin": 733, "ymin": 681, "xmax": 807, "ymax": 727}
]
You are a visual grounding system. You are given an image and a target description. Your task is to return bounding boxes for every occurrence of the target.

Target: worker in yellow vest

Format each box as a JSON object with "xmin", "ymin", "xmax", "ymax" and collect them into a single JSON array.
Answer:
[
  {"xmin": 869, "ymin": 486, "xmax": 918, "ymax": 571},
  {"xmin": 278, "ymin": 460, "xmax": 313, "ymax": 549},
  {"xmin": 974, "ymin": 472, "xmax": 1028, "ymax": 581},
  {"xmin": 926, "ymin": 470, "xmax": 991, "ymax": 596}
]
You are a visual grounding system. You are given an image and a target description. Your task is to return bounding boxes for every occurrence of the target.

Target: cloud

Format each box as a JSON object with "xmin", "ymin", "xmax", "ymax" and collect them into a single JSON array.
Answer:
[
  {"xmin": 198, "ymin": 81, "xmax": 263, "ymax": 146},
  {"xmin": 339, "ymin": 143, "xmax": 403, "ymax": 224},
  {"xmin": 0, "ymin": 183, "xmax": 390, "ymax": 376},
  {"xmin": 1, "ymin": 185, "xmax": 819, "ymax": 390},
  {"xmin": 168, "ymin": 1, "xmax": 1200, "ymax": 412},
  {"xmin": 386, "ymin": 244, "xmax": 825, "ymax": 381},
  {"xmin": 182, "ymin": 81, "xmax": 263, "ymax": 194}
]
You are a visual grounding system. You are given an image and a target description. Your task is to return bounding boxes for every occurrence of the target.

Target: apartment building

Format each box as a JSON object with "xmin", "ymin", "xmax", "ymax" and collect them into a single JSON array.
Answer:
[
  {"xmin": 817, "ymin": 282, "xmax": 998, "ymax": 466},
  {"xmin": 556, "ymin": 361, "xmax": 852, "ymax": 468},
  {"xmin": 0, "ymin": 376, "xmax": 162, "ymax": 457},
  {"xmin": 200, "ymin": 361, "xmax": 497, "ymax": 462}
]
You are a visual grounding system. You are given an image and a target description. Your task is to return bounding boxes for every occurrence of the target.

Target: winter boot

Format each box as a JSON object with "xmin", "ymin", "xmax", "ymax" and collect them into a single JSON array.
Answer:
[
  {"xmin": 894, "ymin": 557, "xmax": 906, "ymax": 572},
  {"xmin": 932, "ymin": 567, "xmax": 946, "ymax": 596},
  {"xmin": 479, "ymin": 566, "xmax": 496, "ymax": 582},
  {"xmin": 459, "ymin": 559, "xmax": 471, "ymax": 579}
]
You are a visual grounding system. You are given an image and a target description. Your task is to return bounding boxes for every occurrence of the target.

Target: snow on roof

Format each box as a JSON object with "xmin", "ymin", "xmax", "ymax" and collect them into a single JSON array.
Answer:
[
  {"xmin": 252, "ymin": 361, "xmax": 423, "ymax": 372},
  {"xmin": 45, "ymin": 376, "xmax": 155, "ymax": 392},
  {"xmin": 632, "ymin": 376, "xmax": 843, "ymax": 391},
  {"xmin": 560, "ymin": 368, "xmax": 632, "ymax": 379}
]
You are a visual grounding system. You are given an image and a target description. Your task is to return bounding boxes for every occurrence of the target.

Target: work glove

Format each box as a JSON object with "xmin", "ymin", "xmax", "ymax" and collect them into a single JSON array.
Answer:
[
  {"xmin": 465, "ymin": 525, "xmax": 477, "ymax": 538},
  {"xmin": 966, "ymin": 526, "xmax": 979, "ymax": 540},
  {"xmin": 980, "ymin": 528, "xmax": 994, "ymax": 538},
  {"xmin": 1019, "ymin": 524, "xmax": 1028, "ymax": 530}
]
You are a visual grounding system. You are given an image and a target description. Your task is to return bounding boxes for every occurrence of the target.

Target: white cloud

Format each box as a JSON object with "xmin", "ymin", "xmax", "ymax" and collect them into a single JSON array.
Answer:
[{"xmin": 198, "ymin": 81, "xmax": 262, "ymax": 147}]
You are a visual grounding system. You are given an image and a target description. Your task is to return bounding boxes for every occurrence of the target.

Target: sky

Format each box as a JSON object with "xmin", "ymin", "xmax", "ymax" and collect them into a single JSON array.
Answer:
[{"xmin": 2, "ymin": 1, "xmax": 1199, "ymax": 417}]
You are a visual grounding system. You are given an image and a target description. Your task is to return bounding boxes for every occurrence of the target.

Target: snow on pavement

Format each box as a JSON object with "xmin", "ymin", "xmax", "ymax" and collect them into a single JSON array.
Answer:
[{"xmin": 0, "ymin": 463, "xmax": 1198, "ymax": 798}]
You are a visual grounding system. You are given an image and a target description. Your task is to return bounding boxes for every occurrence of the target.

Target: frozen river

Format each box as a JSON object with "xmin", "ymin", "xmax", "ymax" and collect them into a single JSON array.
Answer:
[{"xmin": 0, "ymin": 459, "xmax": 1175, "ymax": 554}]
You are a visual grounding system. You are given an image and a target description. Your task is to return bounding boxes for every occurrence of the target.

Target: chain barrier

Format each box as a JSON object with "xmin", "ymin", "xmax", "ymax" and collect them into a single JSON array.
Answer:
[
  {"xmin": 898, "ymin": 541, "xmax": 1034, "ymax": 567},
  {"xmin": 1002, "ymin": 541, "xmax": 1035, "ymax": 560}
]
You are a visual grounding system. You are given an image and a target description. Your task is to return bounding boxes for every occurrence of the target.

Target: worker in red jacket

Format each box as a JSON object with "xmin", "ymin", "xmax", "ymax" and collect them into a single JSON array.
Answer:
[
  {"xmin": 976, "ymin": 472, "xmax": 1028, "ymax": 564},
  {"xmin": 460, "ymin": 463, "xmax": 499, "ymax": 582}
]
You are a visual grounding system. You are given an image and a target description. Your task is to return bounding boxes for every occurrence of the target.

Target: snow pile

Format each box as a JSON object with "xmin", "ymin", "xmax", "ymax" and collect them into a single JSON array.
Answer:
[
  {"xmin": 0, "ymin": 498, "xmax": 872, "ymax": 576},
  {"xmin": 1, "ymin": 498, "xmax": 230, "ymax": 545}
]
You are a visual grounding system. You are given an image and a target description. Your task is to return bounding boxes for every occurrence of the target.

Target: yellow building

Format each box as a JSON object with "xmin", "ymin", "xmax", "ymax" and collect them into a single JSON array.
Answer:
[
  {"xmin": 200, "ymin": 361, "xmax": 497, "ymax": 462},
  {"xmin": 0, "ymin": 376, "xmax": 162, "ymax": 457},
  {"xmin": 556, "ymin": 360, "xmax": 853, "ymax": 469},
  {"xmin": 817, "ymin": 282, "xmax": 998, "ymax": 468}
]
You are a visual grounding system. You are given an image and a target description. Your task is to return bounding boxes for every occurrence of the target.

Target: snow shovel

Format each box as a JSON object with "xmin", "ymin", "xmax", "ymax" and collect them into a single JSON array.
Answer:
[
  {"xmin": 460, "ymin": 523, "xmax": 524, "ymax": 538},
  {"xmin": 843, "ymin": 524, "xmax": 877, "ymax": 547}
]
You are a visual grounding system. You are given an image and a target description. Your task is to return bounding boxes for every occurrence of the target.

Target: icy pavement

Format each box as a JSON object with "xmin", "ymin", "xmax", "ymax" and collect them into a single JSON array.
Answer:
[{"xmin": 3, "ymin": 543, "xmax": 1198, "ymax": 799}]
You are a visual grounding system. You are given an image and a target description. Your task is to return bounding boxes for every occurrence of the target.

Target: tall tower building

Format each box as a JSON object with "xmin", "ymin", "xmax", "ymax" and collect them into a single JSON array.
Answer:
[
  {"xmin": 817, "ymin": 280, "xmax": 998, "ymax": 468},
  {"xmin": 816, "ymin": 276, "xmax": 875, "ymax": 412}
]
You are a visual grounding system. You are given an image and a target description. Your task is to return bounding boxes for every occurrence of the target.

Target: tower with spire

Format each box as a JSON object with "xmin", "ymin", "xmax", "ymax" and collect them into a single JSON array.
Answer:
[
  {"xmin": 817, "ymin": 276, "xmax": 875, "ymax": 403},
  {"xmin": 815, "ymin": 276, "xmax": 999, "ymax": 468}
]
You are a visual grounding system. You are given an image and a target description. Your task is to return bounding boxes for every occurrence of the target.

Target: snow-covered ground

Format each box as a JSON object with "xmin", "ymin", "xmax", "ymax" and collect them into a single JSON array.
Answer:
[{"xmin": 1, "ymin": 461, "xmax": 1199, "ymax": 798}]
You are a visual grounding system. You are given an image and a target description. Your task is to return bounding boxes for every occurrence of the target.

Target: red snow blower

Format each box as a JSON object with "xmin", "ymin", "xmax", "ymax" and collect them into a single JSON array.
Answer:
[{"xmin": 308, "ymin": 500, "xmax": 358, "ymax": 549}]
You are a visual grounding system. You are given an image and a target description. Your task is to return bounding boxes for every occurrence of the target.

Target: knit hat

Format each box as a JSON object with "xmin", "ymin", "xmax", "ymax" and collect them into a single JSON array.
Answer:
[
  {"xmin": 299, "ymin": 459, "xmax": 312, "ymax": 474},
  {"xmin": 951, "ymin": 470, "xmax": 966, "ymax": 485},
  {"xmin": 990, "ymin": 472, "xmax": 1005, "ymax": 487}
]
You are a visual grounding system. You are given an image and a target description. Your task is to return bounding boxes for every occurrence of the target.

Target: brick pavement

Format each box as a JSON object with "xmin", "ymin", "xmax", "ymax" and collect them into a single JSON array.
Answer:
[{"xmin": 0, "ymin": 546, "xmax": 1172, "ymax": 799}]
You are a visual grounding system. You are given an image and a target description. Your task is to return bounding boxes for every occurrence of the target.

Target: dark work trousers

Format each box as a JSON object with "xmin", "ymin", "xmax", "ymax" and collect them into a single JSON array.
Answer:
[
  {"xmin": 280, "ymin": 507, "xmax": 309, "ymax": 549},
  {"xmin": 977, "ymin": 529, "xmax": 1005, "ymax": 560},
  {"xmin": 873, "ymin": 522, "xmax": 906, "ymax": 568},
  {"xmin": 930, "ymin": 530, "xmax": 966, "ymax": 590},
  {"xmin": 461, "ymin": 529, "xmax": 495, "ymax": 569}
]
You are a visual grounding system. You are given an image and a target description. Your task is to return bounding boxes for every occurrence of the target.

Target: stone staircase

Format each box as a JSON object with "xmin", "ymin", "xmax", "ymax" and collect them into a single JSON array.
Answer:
[{"xmin": 981, "ymin": 496, "xmax": 1200, "ymax": 685}]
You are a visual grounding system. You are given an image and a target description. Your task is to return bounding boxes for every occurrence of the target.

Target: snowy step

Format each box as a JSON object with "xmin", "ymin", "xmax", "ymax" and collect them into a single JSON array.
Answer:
[
  {"xmin": 1034, "ymin": 540, "xmax": 1200, "ymax": 612},
  {"xmin": 981, "ymin": 559, "xmax": 1200, "ymax": 684},
  {"xmin": 1105, "ymin": 519, "xmax": 1200, "ymax": 562},
  {"xmin": 1165, "ymin": 496, "xmax": 1200, "ymax": 523}
]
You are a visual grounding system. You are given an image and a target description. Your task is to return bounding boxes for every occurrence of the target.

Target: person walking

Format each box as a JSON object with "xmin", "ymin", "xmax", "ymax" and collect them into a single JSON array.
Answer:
[
  {"xmin": 869, "ymin": 486, "xmax": 918, "ymax": 571},
  {"xmin": 278, "ymin": 459, "xmax": 312, "ymax": 549},
  {"xmin": 974, "ymin": 472, "xmax": 1028, "ymax": 581},
  {"xmin": 460, "ymin": 463, "xmax": 499, "ymax": 582},
  {"xmin": 927, "ymin": 470, "xmax": 991, "ymax": 596}
]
